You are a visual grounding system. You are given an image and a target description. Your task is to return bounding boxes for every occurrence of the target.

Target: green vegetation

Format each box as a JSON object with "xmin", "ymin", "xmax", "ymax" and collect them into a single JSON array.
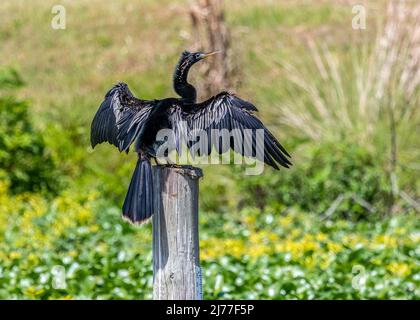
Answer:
[
  {"xmin": 1, "ymin": 180, "xmax": 418, "ymax": 299},
  {"xmin": 0, "ymin": 70, "xmax": 60, "ymax": 194},
  {"xmin": 234, "ymin": 142, "xmax": 389, "ymax": 219},
  {"xmin": 229, "ymin": 3, "xmax": 346, "ymax": 29},
  {"xmin": 0, "ymin": 0, "xmax": 418, "ymax": 299}
]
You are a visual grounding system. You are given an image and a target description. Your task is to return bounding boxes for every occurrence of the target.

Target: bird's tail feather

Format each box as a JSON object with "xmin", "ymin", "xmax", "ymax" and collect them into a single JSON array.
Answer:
[{"xmin": 122, "ymin": 157, "xmax": 153, "ymax": 224}]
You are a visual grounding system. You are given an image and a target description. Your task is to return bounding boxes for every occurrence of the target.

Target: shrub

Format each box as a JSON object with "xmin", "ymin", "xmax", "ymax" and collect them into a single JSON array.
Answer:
[
  {"xmin": 0, "ymin": 68, "xmax": 60, "ymax": 194},
  {"xmin": 234, "ymin": 142, "xmax": 389, "ymax": 220}
]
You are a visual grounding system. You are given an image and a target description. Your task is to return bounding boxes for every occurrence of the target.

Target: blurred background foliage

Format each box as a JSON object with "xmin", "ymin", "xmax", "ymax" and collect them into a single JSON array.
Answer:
[
  {"xmin": 0, "ymin": 82, "xmax": 61, "ymax": 195},
  {"xmin": 0, "ymin": 0, "xmax": 418, "ymax": 299},
  {"xmin": 233, "ymin": 142, "xmax": 390, "ymax": 220}
]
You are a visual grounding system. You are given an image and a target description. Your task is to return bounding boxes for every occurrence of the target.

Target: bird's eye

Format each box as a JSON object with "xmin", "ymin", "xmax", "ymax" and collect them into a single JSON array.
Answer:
[{"xmin": 195, "ymin": 53, "xmax": 201, "ymax": 59}]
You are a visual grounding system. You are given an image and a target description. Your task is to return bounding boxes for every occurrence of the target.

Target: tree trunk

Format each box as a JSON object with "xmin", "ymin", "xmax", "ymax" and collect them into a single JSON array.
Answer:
[{"xmin": 189, "ymin": 0, "xmax": 235, "ymax": 99}]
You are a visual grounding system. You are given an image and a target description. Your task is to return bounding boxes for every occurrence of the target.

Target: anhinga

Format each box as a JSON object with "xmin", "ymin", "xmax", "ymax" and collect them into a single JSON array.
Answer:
[{"xmin": 91, "ymin": 51, "xmax": 291, "ymax": 224}]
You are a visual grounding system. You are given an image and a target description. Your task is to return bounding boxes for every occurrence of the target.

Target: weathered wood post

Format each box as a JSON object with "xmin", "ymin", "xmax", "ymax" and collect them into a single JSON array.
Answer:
[{"xmin": 152, "ymin": 165, "xmax": 203, "ymax": 300}]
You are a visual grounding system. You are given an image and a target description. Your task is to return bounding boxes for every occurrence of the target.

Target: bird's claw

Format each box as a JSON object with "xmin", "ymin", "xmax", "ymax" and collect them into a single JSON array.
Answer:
[{"xmin": 163, "ymin": 163, "xmax": 195, "ymax": 170}]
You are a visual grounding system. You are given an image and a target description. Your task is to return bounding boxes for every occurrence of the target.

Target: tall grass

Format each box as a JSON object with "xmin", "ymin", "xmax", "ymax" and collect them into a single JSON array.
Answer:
[
  {"xmin": 277, "ymin": 1, "xmax": 419, "ymax": 201},
  {"xmin": 278, "ymin": 1, "xmax": 419, "ymax": 144}
]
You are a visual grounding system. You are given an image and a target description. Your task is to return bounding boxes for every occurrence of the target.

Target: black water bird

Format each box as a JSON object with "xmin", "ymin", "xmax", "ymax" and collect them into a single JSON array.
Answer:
[{"xmin": 91, "ymin": 50, "xmax": 291, "ymax": 224}]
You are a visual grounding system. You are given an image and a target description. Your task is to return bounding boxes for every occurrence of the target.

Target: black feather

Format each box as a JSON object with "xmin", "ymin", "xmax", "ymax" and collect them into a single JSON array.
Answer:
[
  {"xmin": 171, "ymin": 92, "xmax": 291, "ymax": 169},
  {"xmin": 122, "ymin": 157, "xmax": 153, "ymax": 224},
  {"xmin": 90, "ymin": 82, "xmax": 155, "ymax": 152}
]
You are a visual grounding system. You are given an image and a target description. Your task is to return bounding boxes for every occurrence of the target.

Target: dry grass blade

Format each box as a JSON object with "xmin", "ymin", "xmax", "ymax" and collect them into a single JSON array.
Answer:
[{"xmin": 277, "ymin": 0, "xmax": 420, "ymax": 146}]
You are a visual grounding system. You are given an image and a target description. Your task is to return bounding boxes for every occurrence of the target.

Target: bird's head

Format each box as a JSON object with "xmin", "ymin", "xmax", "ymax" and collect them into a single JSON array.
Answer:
[{"xmin": 179, "ymin": 50, "xmax": 221, "ymax": 67}]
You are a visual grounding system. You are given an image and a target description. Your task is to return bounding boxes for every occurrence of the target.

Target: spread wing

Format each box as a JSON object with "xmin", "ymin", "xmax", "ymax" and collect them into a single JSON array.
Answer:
[
  {"xmin": 173, "ymin": 92, "xmax": 291, "ymax": 169},
  {"xmin": 90, "ymin": 82, "xmax": 155, "ymax": 152}
]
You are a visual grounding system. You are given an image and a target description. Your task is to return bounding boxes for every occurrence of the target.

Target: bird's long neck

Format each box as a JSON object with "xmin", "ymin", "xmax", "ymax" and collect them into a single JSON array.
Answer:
[{"xmin": 173, "ymin": 59, "xmax": 196, "ymax": 104}]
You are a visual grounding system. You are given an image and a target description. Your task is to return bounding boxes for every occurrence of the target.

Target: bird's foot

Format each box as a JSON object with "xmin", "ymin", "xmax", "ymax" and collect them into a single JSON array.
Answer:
[
  {"xmin": 163, "ymin": 163, "xmax": 183, "ymax": 169},
  {"xmin": 153, "ymin": 157, "xmax": 162, "ymax": 165},
  {"xmin": 163, "ymin": 163, "xmax": 194, "ymax": 170}
]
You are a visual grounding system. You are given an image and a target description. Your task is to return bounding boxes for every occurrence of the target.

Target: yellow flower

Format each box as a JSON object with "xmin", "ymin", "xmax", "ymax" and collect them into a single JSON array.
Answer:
[
  {"xmin": 225, "ymin": 239, "xmax": 246, "ymax": 257},
  {"xmin": 342, "ymin": 234, "xmax": 368, "ymax": 247},
  {"xmin": 394, "ymin": 227, "xmax": 406, "ymax": 236},
  {"xmin": 0, "ymin": 251, "xmax": 8, "ymax": 261},
  {"xmin": 268, "ymin": 233, "xmax": 279, "ymax": 242},
  {"xmin": 76, "ymin": 208, "xmax": 93, "ymax": 223},
  {"xmin": 87, "ymin": 191, "xmax": 99, "ymax": 202},
  {"xmin": 248, "ymin": 244, "xmax": 270, "ymax": 258},
  {"xmin": 89, "ymin": 224, "xmax": 100, "ymax": 232},
  {"xmin": 69, "ymin": 250, "xmax": 78, "ymax": 257},
  {"xmin": 386, "ymin": 262, "xmax": 411, "ymax": 277},
  {"xmin": 319, "ymin": 255, "xmax": 334, "ymax": 270},
  {"xmin": 315, "ymin": 232, "xmax": 328, "ymax": 242},
  {"xmin": 326, "ymin": 242, "xmax": 342, "ymax": 253},
  {"xmin": 96, "ymin": 243, "xmax": 109, "ymax": 254},
  {"xmin": 28, "ymin": 253, "xmax": 39, "ymax": 263},
  {"xmin": 0, "ymin": 180, "xmax": 10, "ymax": 194},
  {"xmin": 9, "ymin": 251, "xmax": 22, "ymax": 260},
  {"xmin": 373, "ymin": 235, "xmax": 398, "ymax": 249},
  {"xmin": 279, "ymin": 215, "xmax": 293, "ymax": 228},
  {"xmin": 243, "ymin": 215, "xmax": 256, "ymax": 225},
  {"xmin": 25, "ymin": 287, "xmax": 45, "ymax": 297},
  {"xmin": 249, "ymin": 232, "xmax": 265, "ymax": 244},
  {"xmin": 304, "ymin": 256, "xmax": 316, "ymax": 269},
  {"xmin": 290, "ymin": 228, "xmax": 301, "ymax": 239}
]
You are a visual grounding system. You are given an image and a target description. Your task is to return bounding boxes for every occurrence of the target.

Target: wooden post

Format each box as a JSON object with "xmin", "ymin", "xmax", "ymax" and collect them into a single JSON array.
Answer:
[{"xmin": 152, "ymin": 165, "xmax": 203, "ymax": 300}]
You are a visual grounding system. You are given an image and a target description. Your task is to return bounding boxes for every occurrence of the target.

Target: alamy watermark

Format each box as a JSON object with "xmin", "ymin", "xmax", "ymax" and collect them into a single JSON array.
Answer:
[
  {"xmin": 51, "ymin": 265, "xmax": 67, "ymax": 289},
  {"xmin": 351, "ymin": 265, "xmax": 367, "ymax": 291},
  {"xmin": 154, "ymin": 123, "xmax": 266, "ymax": 175},
  {"xmin": 352, "ymin": 5, "xmax": 366, "ymax": 30},
  {"xmin": 51, "ymin": 5, "xmax": 66, "ymax": 30}
]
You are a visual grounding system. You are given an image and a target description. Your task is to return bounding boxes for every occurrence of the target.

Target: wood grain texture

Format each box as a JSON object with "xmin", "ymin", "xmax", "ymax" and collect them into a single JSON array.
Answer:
[{"xmin": 152, "ymin": 165, "xmax": 203, "ymax": 300}]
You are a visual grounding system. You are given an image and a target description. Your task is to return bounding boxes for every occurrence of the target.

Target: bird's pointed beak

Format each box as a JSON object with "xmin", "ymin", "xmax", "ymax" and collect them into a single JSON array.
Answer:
[{"xmin": 201, "ymin": 51, "xmax": 221, "ymax": 59}]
